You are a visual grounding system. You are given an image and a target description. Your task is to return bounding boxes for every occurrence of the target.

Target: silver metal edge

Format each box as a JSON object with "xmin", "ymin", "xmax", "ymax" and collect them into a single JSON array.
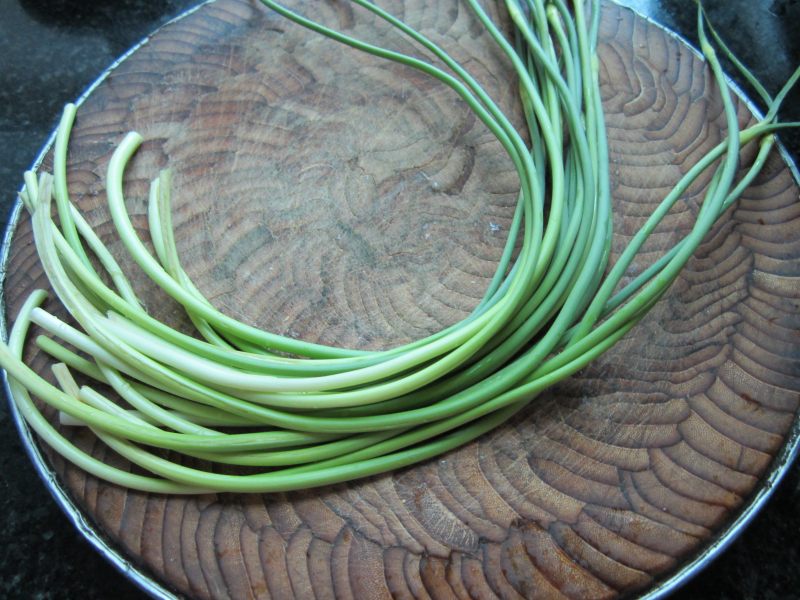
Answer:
[
  {"xmin": 0, "ymin": 2, "xmax": 218, "ymax": 599},
  {"xmin": 1, "ymin": 1, "xmax": 798, "ymax": 598}
]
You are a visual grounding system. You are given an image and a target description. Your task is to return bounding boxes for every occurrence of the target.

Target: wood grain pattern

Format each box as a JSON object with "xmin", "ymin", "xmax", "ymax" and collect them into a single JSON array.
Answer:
[{"xmin": 4, "ymin": 0, "xmax": 800, "ymax": 598}]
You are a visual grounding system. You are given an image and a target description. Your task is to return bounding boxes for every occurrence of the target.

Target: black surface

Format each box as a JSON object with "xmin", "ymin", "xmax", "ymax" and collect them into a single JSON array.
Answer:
[{"xmin": 0, "ymin": 1, "xmax": 798, "ymax": 598}]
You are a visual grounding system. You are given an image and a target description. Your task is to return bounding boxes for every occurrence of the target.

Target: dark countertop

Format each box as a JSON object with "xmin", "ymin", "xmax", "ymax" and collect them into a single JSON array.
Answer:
[{"xmin": 0, "ymin": 1, "xmax": 798, "ymax": 598}]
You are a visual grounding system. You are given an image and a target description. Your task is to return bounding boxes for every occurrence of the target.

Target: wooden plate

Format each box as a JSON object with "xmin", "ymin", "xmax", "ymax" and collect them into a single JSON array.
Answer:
[{"xmin": 4, "ymin": 1, "xmax": 799, "ymax": 598}]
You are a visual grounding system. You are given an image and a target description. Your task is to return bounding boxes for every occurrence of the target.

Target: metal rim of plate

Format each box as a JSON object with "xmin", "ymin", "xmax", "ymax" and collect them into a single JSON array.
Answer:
[{"xmin": 1, "ymin": 2, "xmax": 797, "ymax": 599}]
